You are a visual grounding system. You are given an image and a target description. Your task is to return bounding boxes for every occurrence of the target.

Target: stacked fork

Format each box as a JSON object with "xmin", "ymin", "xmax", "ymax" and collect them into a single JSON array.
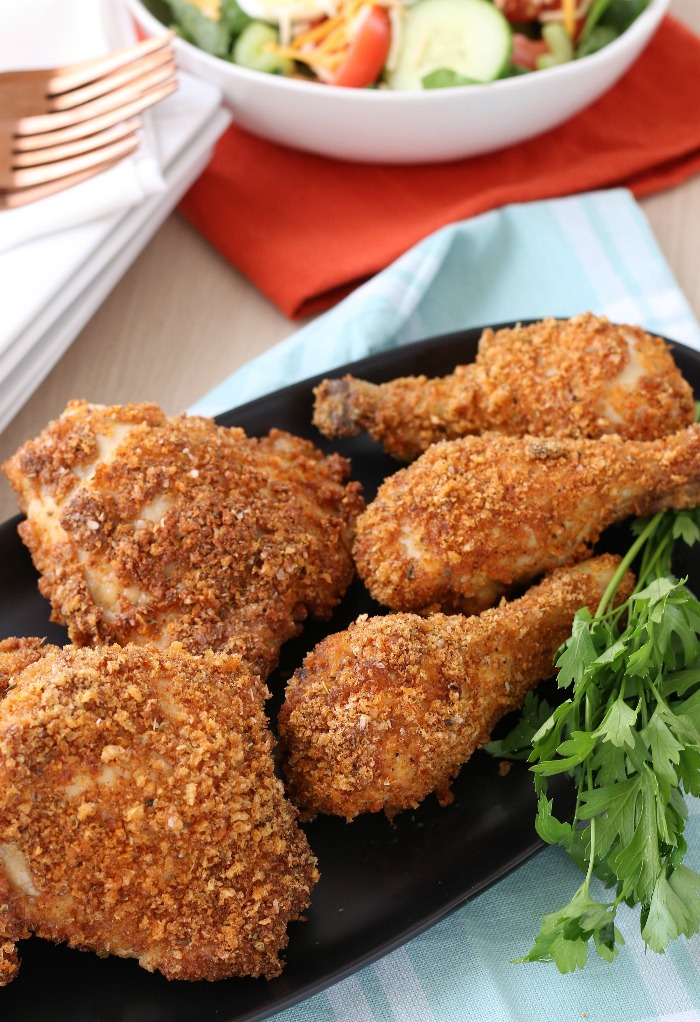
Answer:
[{"xmin": 0, "ymin": 33, "xmax": 177, "ymax": 210}]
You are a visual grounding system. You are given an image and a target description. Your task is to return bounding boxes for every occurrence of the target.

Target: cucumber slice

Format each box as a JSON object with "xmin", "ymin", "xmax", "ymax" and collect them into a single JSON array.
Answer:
[
  {"xmin": 536, "ymin": 21, "xmax": 574, "ymax": 68},
  {"xmin": 232, "ymin": 21, "xmax": 294, "ymax": 74},
  {"xmin": 387, "ymin": 0, "xmax": 512, "ymax": 91}
]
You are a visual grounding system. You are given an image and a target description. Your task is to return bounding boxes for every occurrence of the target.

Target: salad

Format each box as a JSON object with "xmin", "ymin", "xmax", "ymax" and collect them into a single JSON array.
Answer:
[{"xmin": 160, "ymin": 0, "xmax": 654, "ymax": 89}]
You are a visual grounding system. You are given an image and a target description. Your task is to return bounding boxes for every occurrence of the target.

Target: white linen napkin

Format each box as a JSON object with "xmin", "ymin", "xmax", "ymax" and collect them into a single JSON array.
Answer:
[{"xmin": 0, "ymin": 0, "xmax": 167, "ymax": 253}]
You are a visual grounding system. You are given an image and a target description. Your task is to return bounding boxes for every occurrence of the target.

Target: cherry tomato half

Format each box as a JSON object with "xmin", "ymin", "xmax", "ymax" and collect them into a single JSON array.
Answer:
[{"xmin": 329, "ymin": 5, "xmax": 392, "ymax": 88}]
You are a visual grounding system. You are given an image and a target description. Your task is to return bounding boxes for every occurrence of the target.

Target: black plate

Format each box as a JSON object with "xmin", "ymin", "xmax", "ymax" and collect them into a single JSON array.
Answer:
[{"xmin": 2, "ymin": 325, "xmax": 699, "ymax": 1022}]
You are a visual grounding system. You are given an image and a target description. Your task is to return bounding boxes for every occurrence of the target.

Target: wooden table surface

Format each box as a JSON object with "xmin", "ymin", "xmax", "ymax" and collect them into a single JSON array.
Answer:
[{"xmin": 1, "ymin": 0, "xmax": 699, "ymax": 523}]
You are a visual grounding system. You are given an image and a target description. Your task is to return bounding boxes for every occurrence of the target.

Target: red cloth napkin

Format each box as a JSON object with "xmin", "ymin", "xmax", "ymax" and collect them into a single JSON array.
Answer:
[{"xmin": 179, "ymin": 16, "xmax": 700, "ymax": 320}]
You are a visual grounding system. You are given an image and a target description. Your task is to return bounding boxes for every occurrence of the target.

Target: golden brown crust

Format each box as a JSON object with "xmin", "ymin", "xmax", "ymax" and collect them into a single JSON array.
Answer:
[
  {"xmin": 313, "ymin": 315, "xmax": 695, "ymax": 460},
  {"xmin": 3, "ymin": 401, "xmax": 364, "ymax": 678},
  {"xmin": 0, "ymin": 939, "xmax": 20, "ymax": 985},
  {"xmin": 0, "ymin": 643, "xmax": 318, "ymax": 984},
  {"xmin": 279, "ymin": 555, "xmax": 633, "ymax": 821},
  {"xmin": 353, "ymin": 426, "xmax": 700, "ymax": 614},
  {"xmin": 0, "ymin": 637, "xmax": 54, "ymax": 700}
]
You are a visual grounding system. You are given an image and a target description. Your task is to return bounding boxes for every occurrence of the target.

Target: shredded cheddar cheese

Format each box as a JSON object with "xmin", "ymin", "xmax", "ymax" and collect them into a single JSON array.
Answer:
[
  {"xmin": 188, "ymin": 0, "xmax": 222, "ymax": 20},
  {"xmin": 273, "ymin": 0, "xmax": 400, "ymax": 78},
  {"xmin": 539, "ymin": 0, "xmax": 593, "ymax": 37},
  {"xmin": 561, "ymin": 0, "xmax": 576, "ymax": 36}
]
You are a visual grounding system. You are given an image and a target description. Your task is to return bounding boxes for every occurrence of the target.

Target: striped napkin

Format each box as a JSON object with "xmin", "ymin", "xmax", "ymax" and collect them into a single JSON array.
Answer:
[
  {"xmin": 191, "ymin": 187, "xmax": 700, "ymax": 417},
  {"xmin": 191, "ymin": 187, "xmax": 700, "ymax": 1022}
]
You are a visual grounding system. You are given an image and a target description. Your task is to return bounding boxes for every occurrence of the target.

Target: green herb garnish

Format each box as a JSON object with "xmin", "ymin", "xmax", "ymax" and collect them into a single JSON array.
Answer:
[{"xmin": 497, "ymin": 506, "xmax": 700, "ymax": 972}]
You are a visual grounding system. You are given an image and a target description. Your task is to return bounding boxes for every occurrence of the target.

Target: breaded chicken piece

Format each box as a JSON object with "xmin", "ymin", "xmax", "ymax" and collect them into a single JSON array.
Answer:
[
  {"xmin": 279, "ymin": 556, "xmax": 632, "ymax": 821},
  {"xmin": 0, "ymin": 637, "xmax": 51, "ymax": 700},
  {"xmin": 0, "ymin": 642, "xmax": 318, "ymax": 985},
  {"xmin": 2, "ymin": 401, "xmax": 364, "ymax": 679},
  {"xmin": 353, "ymin": 425, "xmax": 700, "ymax": 615},
  {"xmin": 313, "ymin": 315, "xmax": 695, "ymax": 460}
]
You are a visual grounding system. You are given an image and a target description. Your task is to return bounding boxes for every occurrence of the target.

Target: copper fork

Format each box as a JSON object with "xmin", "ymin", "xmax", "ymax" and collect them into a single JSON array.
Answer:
[
  {"xmin": 0, "ymin": 34, "xmax": 174, "ymax": 118},
  {"xmin": 1, "ymin": 35, "xmax": 177, "ymax": 208}
]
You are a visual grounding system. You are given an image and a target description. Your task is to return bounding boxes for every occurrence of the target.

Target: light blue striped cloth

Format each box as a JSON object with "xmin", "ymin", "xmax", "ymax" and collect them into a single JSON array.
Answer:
[
  {"xmin": 191, "ymin": 187, "xmax": 700, "ymax": 1022},
  {"xmin": 191, "ymin": 187, "xmax": 700, "ymax": 418}
]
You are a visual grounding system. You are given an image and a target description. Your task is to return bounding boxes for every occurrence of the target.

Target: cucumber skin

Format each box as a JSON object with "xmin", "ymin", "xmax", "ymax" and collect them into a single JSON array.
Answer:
[
  {"xmin": 233, "ymin": 21, "xmax": 294, "ymax": 74},
  {"xmin": 387, "ymin": 0, "xmax": 512, "ymax": 91}
]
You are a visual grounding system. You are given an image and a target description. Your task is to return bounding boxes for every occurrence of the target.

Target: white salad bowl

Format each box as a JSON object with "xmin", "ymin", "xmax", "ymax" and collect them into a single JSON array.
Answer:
[{"xmin": 126, "ymin": 0, "xmax": 672, "ymax": 163}]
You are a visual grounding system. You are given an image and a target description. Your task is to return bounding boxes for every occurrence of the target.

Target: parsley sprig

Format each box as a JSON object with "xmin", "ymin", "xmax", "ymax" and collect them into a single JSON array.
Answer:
[{"xmin": 490, "ymin": 507, "xmax": 700, "ymax": 972}]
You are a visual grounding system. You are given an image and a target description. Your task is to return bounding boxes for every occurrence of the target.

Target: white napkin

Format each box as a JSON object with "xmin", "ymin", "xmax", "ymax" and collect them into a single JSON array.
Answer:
[{"xmin": 0, "ymin": 0, "xmax": 167, "ymax": 253}]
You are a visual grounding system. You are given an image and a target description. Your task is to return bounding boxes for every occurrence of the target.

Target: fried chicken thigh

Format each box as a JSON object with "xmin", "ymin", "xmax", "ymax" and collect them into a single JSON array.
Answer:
[
  {"xmin": 313, "ymin": 315, "xmax": 694, "ymax": 460},
  {"xmin": 0, "ymin": 643, "xmax": 318, "ymax": 985},
  {"xmin": 354, "ymin": 425, "xmax": 700, "ymax": 614},
  {"xmin": 279, "ymin": 556, "xmax": 631, "ymax": 821},
  {"xmin": 3, "ymin": 401, "xmax": 364, "ymax": 679},
  {"xmin": 0, "ymin": 637, "xmax": 50, "ymax": 700}
]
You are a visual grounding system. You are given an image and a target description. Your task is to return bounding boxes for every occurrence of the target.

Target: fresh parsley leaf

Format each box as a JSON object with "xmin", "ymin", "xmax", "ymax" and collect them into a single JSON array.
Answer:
[
  {"xmin": 534, "ymin": 793, "xmax": 572, "ymax": 845},
  {"xmin": 491, "ymin": 506, "xmax": 700, "ymax": 968},
  {"xmin": 642, "ymin": 868, "xmax": 700, "ymax": 951},
  {"xmin": 515, "ymin": 884, "xmax": 624, "ymax": 972},
  {"xmin": 577, "ymin": 777, "xmax": 639, "ymax": 860},
  {"xmin": 485, "ymin": 691, "xmax": 552, "ymax": 759},
  {"xmin": 555, "ymin": 609, "xmax": 597, "ymax": 687},
  {"xmin": 596, "ymin": 697, "xmax": 637, "ymax": 749},
  {"xmin": 642, "ymin": 707, "xmax": 685, "ymax": 787}
]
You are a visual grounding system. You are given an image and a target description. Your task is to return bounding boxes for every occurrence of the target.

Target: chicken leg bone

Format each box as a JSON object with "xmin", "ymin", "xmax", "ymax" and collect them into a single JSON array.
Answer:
[{"xmin": 279, "ymin": 554, "xmax": 632, "ymax": 821}]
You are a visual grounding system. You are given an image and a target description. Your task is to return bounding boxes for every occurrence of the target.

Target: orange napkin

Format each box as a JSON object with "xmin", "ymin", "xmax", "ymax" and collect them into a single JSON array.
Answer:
[{"xmin": 178, "ymin": 16, "xmax": 700, "ymax": 320}]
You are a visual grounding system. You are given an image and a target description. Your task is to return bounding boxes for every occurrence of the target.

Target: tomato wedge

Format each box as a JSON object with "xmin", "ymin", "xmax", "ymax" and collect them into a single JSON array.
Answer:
[
  {"xmin": 329, "ymin": 4, "xmax": 392, "ymax": 88},
  {"xmin": 511, "ymin": 31, "xmax": 550, "ymax": 69},
  {"xmin": 495, "ymin": 0, "xmax": 559, "ymax": 21}
]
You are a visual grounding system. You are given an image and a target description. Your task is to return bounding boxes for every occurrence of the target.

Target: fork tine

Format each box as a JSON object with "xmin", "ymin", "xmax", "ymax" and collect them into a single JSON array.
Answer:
[
  {"xmin": 3, "ymin": 133, "xmax": 140, "ymax": 190},
  {"xmin": 47, "ymin": 34, "xmax": 174, "ymax": 95},
  {"xmin": 0, "ymin": 39, "xmax": 174, "ymax": 120},
  {"xmin": 11, "ymin": 119, "xmax": 141, "ymax": 168},
  {"xmin": 10, "ymin": 79, "xmax": 177, "ymax": 151},
  {"xmin": 13, "ymin": 61, "xmax": 177, "ymax": 137},
  {"xmin": 48, "ymin": 47, "xmax": 174, "ymax": 112},
  {"xmin": 0, "ymin": 157, "xmax": 126, "ymax": 210}
]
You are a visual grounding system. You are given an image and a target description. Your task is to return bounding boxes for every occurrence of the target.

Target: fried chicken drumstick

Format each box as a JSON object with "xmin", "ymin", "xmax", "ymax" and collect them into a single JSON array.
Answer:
[
  {"xmin": 313, "ymin": 315, "xmax": 694, "ymax": 460},
  {"xmin": 354, "ymin": 425, "xmax": 700, "ymax": 615},
  {"xmin": 0, "ymin": 643, "xmax": 318, "ymax": 985},
  {"xmin": 279, "ymin": 555, "xmax": 632, "ymax": 821},
  {"xmin": 3, "ymin": 401, "xmax": 364, "ymax": 679}
]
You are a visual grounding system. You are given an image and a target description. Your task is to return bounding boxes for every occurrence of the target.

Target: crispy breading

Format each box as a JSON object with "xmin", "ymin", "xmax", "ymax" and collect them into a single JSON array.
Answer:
[
  {"xmin": 0, "ymin": 642, "xmax": 318, "ymax": 984},
  {"xmin": 278, "ymin": 556, "xmax": 633, "ymax": 821},
  {"xmin": 353, "ymin": 425, "xmax": 700, "ymax": 614},
  {"xmin": 2, "ymin": 401, "xmax": 364, "ymax": 679},
  {"xmin": 313, "ymin": 315, "xmax": 695, "ymax": 460},
  {"xmin": 0, "ymin": 637, "xmax": 51, "ymax": 700}
]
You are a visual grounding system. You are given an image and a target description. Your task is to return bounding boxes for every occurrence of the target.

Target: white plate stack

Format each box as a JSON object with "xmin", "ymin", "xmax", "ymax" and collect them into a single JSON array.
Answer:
[{"xmin": 0, "ymin": 0, "xmax": 232, "ymax": 432}]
